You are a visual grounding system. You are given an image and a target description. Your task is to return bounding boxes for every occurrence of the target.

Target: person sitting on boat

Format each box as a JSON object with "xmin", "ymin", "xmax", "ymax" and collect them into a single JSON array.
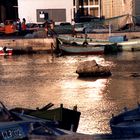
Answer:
[
  {"xmin": 45, "ymin": 24, "xmax": 48, "ymax": 37},
  {"xmin": 3, "ymin": 47, "xmax": 7, "ymax": 53},
  {"xmin": 71, "ymin": 19, "xmax": 76, "ymax": 37}
]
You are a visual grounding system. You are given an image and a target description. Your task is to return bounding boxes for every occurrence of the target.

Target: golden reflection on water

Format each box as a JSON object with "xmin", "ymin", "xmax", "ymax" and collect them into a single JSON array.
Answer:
[
  {"xmin": 60, "ymin": 78, "xmax": 108, "ymax": 100},
  {"xmin": 2, "ymin": 53, "xmax": 140, "ymax": 134},
  {"xmin": 57, "ymin": 77, "xmax": 110, "ymax": 134}
]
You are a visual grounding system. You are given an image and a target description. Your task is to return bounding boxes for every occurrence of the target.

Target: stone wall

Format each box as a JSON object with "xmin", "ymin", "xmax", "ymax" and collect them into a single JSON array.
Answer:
[{"xmin": 0, "ymin": 38, "xmax": 56, "ymax": 52}]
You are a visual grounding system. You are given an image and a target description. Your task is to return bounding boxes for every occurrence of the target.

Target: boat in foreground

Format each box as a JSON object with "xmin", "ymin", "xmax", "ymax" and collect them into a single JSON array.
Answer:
[
  {"xmin": 110, "ymin": 104, "xmax": 140, "ymax": 138},
  {"xmin": 0, "ymin": 102, "xmax": 77, "ymax": 140},
  {"xmin": 10, "ymin": 103, "xmax": 81, "ymax": 132}
]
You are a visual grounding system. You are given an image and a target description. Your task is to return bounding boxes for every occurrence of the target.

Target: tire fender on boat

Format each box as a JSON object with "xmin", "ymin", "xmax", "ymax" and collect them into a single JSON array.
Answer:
[{"xmin": 83, "ymin": 41, "xmax": 88, "ymax": 46}]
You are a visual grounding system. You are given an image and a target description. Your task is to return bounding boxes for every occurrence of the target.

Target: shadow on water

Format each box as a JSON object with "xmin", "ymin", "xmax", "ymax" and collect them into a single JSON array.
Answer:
[{"xmin": 77, "ymin": 76, "xmax": 111, "ymax": 82}]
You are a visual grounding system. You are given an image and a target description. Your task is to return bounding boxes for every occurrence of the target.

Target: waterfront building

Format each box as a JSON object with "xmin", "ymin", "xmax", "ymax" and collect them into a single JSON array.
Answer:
[
  {"xmin": 101, "ymin": 0, "xmax": 140, "ymax": 25},
  {"xmin": 0, "ymin": 0, "xmax": 18, "ymax": 22},
  {"xmin": 0, "ymin": 0, "xmax": 101, "ymax": 24},
  {"xmin": 0, "ymin": 0, "xmax": 140, "ymax": 25},
  {"xmin": 102, "ymin": 0, "xmax": 140, "ymax": 18},
  {"xmin": 18, "ymin": 0, "xmax": 101, "ymax": 24}
]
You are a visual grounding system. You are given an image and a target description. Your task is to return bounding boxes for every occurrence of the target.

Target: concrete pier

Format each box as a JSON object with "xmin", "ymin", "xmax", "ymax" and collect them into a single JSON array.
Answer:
[{"xmin": 0, "ymin": 37, "xmax": 56, "ymax": 53}]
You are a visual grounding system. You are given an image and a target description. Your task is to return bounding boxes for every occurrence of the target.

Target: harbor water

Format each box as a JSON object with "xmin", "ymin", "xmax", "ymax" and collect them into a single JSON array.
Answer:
[{"xmin": 0, "ymin": 52, "xmax": 140, "ymax": 135}]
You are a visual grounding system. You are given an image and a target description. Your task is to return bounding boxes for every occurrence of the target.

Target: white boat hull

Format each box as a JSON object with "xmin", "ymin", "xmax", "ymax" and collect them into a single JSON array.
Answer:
[
  {"xmin": 118, "ymin": 39, "xmax": 140, "ymax": 51},
  {"xmin": 59, "ymin": 45, "xmax": 105, "ymax": 55}
]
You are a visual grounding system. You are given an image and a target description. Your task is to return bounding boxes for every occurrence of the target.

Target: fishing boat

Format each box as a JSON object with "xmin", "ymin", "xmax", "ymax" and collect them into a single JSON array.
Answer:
[
  {"xmin": 0, "ymin": 47, "xmax": 13, "ymax": 56},
  {"xmin": 118, "ymin": 39, "xmax": 140, "ymax": 51},
  {"xmin": 0, "ymin": 102, "xmax": 56, "ymax": 139},
  {"xmin": 58, "ymin": 43, "xmax": 105, "ymax": 55},
  {"xmin": 58, "ymin": 35, "xmax": 110, "ymax": 46},
  {"xmin": 58, "ymin": 34, "xmax": 127, "ymax": 46},
  {"xmin": 0, "ymin": 102, "xmax": 76, "ymax": 140},
  {"xmin": 110, "ymin": 103, "xmax": 140, "ymax": 138},
  {"xmin": 10, "ymin": 103, "xmax": 81, "ymax": 132},
  {"xmin": 58, "ymin": 42, "xmax": 121, "ymax": 55}
]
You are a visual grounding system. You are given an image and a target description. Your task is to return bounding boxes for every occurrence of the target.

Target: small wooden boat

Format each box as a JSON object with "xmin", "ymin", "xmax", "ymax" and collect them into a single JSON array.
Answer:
[
  {"xmin": 110, "ymin": 104, "xmax": 140, "ymax": 138},
  {"xmin": 0, "ymin": 102, "xmax": 75, "ymax": 140},
  {"xmin": 0, "ymin": 47, "xmax": 13, "ymax": 56},
  {"xmin": 58, "ymin": 43, "xmax": 120, "ymax": 55},
  {"xmin": 10, "ymin": 103, "xmax": 81, "ymax": 132},
  {"xmin": 59, "ymin": 44, "xmax": 105, "ymax": 55},
  {"xmin": 56, "ymin": 36, "xmax": 121, "ymax": 55},
  {"xmin": 58, "ymin": 35, "xmax": 110, "ymax": 46}
]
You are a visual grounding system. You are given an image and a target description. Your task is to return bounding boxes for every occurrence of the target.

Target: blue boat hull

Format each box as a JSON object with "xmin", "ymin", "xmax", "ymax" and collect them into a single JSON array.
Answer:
[{"xmin": 110, "ymin": 105, "xmax": 140, "ymax": 138}]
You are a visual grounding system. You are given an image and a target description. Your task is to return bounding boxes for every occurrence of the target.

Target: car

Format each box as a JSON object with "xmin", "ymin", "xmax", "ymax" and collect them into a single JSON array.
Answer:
[
  {"xmin": 26, "ymin": 23, "xmax": 40, "ymax": 31},
  {"xmin": 54, "ymin": 22, "xmax": 73, "ymax": 34},
  {"xmin": 74, "ymin": 23, "xmax": 109, "ymax": 33},
  {"xmin": 89, "ymin": 24, "xmax": 109, "ymax": 33},
  {"xmin": 60, "ymin": 22, "xmax": 71, "ymax": 26},
  {"xmin": 74, "ymin": 23, "xmax": 94, "ymax": 33},
  {"xmin": 74, "ymin": 23, "xmax": 85, "ymax": 33}
]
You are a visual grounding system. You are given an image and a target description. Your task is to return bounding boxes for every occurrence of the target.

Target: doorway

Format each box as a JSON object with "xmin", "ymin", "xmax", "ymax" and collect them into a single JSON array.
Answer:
[{"xmin": 0, "ymin": 0, "xmax": 18, "ymax": 22}]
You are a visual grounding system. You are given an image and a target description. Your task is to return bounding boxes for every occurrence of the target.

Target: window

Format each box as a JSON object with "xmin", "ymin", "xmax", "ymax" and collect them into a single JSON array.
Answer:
[
  {"xmin": 73, "ymin": 0, "xmax": 75, "ymax": 6},
  {"xmin": 94, "ymin": 0, "xmax": 99, "ymax": 5},
  {"xmin": 79, "ymin": 0, "xmax": 84, "ymax": 6},
  {"xmin": 84, "ymin": 8, "xmax": 88, "ymax": 15},
  {"xmin": 89, "ymin": 0, "xmax": 93, "ymax": 5},
  {"xmin": 90, "ymin": 7, "xmax": 98, "ymax": 16},
  {"xmin": 84, "ymin": 0, "xmax": 88, "ymax": 5}
]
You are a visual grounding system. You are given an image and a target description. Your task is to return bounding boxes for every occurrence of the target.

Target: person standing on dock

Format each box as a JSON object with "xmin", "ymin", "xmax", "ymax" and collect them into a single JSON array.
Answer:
[
  {"xmin": 44, "ymin": 23, "xmax": 48, "ymax": 37},
  {"xmin": 71, "ymin": 19, "xmax": 76, "ymax": 37},
  {"xmin": 16, "ymin": 18, "xmax": 22, "ymax": 34},
  {"xmin": 21, "ymin": 18, "xmax": 26, "ymax": 31}
]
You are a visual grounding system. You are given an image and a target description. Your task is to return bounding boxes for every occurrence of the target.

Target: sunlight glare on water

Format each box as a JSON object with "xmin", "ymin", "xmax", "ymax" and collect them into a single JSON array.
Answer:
[{"xmin": 0, "ymin": 52, "xmax": 140, "ymax": 135}]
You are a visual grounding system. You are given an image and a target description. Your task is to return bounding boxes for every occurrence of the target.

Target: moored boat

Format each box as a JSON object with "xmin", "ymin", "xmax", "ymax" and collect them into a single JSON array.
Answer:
[
  {"xmin": 118, "ymin": 39, "xmax": 140, "ymax": 51},
  {"xmin": 10, "ymin": 103, "xmax": 81, "ymax": 132},
  {"xmin": 59, "ymin": 44, "xmax": 105, "ymax": 55},
  {"xmin": 110, "ymin": 104, "xmax": 140, "ymax": 138},
  {"xmin": 58, "ymin": 35, "xmax": 110, "ymax": 46},
  {"xmin": 0, "ymin": 102, "xmax": 76, "ymax": 139},
  {"xmin": 58, "ymin": 43, "xmax": 120, "ymax": 55},
  {"xmin": 0, "ymin": 47, "xmax": 13, "ymax": 56},
  {"xmin": 0, "ymin": 102, "xmax": 58, "ymax": 140}
]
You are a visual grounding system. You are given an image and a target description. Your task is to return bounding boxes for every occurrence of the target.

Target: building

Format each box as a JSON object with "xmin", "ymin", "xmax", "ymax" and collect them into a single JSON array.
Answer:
[
  {"xmin": 101, "ymin": 0, "xmax": 140, "ymax": 25},
  {"xmin": 0, "ymin": 0, "xmax": 101, "ymax": 24},
  {"xmin": 0, "ymin": 0, "xmax": 18, "ymax": 22},
  {"xmin": 18, "ymin": 0, "xmax": 101, "ymax": 24},
  {"xmin": 18, "ymin": 0, "xmax": 73, "ymax": 24},
  {"xmin": 1, "ymin": 0, "xmax": 140, "ymax": 25},
  {"xmin": 102, "ymin": 0, "xmax": 133, "ymax": 18}
]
